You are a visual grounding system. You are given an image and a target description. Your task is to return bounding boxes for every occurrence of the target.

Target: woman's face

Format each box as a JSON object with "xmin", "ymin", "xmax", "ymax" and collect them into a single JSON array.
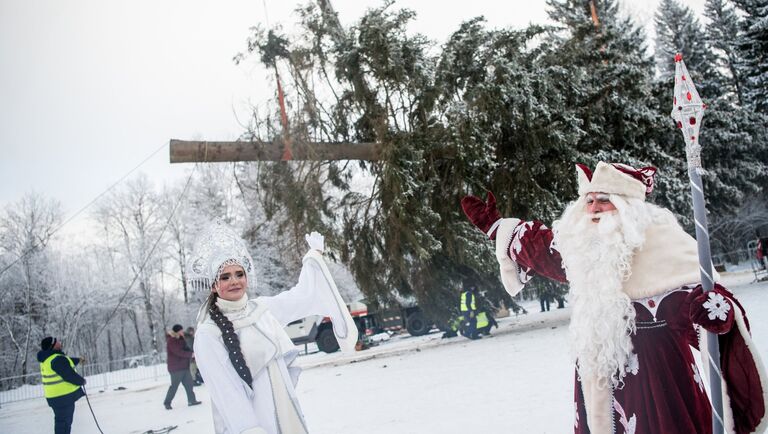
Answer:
[{"xmin": 213, "ymin": 265, "xmax": 248, "ymax": 301}]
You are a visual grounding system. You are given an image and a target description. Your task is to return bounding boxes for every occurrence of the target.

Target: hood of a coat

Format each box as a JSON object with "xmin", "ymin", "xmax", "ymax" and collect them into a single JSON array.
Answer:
[{"xmin": 37, "ymin": 349, "xmax": 63, "ymax": 363}]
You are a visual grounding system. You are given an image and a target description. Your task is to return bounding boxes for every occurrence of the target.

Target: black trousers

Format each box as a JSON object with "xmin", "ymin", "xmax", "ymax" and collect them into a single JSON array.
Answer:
[
  {"xmin": 540, "ymin": 296, "xmax": 551, "ymax": 312},
  {"xmin": 163, "ymin": 369, "xmax": 197, "ymax": 405},
  {"xmin": 52, "ymin": 402, "xmax": 75, "ymax": 434},
  {"xmin": 463, "ymin": 312, "xmax": 477, "ymax": 338}
]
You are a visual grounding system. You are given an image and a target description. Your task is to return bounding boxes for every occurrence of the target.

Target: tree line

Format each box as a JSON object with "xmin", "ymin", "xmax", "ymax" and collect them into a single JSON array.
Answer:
[
  {"xmin": 1, "ymin": 0, "xmax": 766, "ymax": 381},
  {"xmin": 236, "ymin": 0, "xmax": 767, "ymax": 322}
]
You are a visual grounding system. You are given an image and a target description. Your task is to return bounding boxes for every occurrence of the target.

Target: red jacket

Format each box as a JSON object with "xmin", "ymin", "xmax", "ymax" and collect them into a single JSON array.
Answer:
[{"xmin": 166, "ymin": 331, "xmax": 193, "ymax": 373}]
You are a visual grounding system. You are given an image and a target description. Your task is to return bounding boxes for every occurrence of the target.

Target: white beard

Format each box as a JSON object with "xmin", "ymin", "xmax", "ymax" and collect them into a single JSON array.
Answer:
[{"xmin": 553, "ymin": 195, "xmax": 654, "ymax": 389}]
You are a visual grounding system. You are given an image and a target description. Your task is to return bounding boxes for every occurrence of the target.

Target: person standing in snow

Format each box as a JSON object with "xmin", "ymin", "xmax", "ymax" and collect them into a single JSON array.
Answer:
[
  {"xmin": 460, "ymin": 284, "xmax": 481, "ymax": 340},
  {"xmin": 163, "ymin": 324, "xmax": 201, "ymax": 409},
  {"xmin": 37, "ymin": 336, "xmax": 86, "ymax": 434},
  {"xmin": 189, "ymin": 222, "xmax": 358, "ymax": 434},
  {"xmin": 184, "ymin": 326, "xmax": 203, "ymax": 385},
  {"xmin": 462, "ymin": 161, "xmax": 768, "ymax": 433},
  {"xmin": 538, "ymin": 288, "xmax": 551, "ymax": 312}
]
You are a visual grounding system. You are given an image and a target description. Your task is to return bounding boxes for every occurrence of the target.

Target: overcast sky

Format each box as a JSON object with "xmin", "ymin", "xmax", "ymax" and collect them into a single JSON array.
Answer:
[{"xmin": 0, "ymin": 0, "xmax": 705, "ymax": 230}]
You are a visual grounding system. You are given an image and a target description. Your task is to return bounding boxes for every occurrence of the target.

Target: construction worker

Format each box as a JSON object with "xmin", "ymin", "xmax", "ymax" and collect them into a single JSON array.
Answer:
[
  {"xmin": 475, "ymin": 311, "xmax": 499, "ymax": 336},
  {"xmin": 460, "ymin": 284, "xmax": 480, "ymax": 340},
  {"xmin": 37, "ymin": 336, "xmax": 86, "ymax": 434},
  {"xmin": 441, "ymin": 316, "xmax": 462, "ymax": 338}
]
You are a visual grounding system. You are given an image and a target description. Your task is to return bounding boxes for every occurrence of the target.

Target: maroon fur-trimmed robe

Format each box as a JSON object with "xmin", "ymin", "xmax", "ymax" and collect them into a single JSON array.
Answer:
[{"xmin": 495, "ymin": 218, "xmax": 767, "ymax": 434}]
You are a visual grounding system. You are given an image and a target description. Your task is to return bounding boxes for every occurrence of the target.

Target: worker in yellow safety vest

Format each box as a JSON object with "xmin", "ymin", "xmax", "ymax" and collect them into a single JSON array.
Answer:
[
  {"xmin": 444, "ymin": 309, "xmax": 499, "ymax": 338},
  {"xmin": 37, "ymin": 336, "xmax": 86, "ymax": 434},
  {"xmin": 460, "ymin": 284, "xmax": 481, "ymax": 340},
  {"xmin": 475, "ymin": 311, "xmax": 499, "ymax": 335}
]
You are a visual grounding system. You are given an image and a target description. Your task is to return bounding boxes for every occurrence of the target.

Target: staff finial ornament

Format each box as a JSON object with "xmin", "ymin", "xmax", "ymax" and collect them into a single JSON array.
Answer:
[{"xmin": 671, "ymin": 53, "xmax": 706, "ymax": 172}]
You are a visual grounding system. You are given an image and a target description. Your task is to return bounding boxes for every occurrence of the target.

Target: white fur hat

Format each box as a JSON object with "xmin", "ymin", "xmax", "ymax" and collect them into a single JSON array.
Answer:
[{"xmin": 576, "ymin": 161, "xmax": 657, "ymax": 200}]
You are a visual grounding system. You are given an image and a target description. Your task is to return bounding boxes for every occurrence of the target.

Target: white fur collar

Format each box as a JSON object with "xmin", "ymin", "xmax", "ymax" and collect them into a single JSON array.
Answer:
[
  {"xmin": 622, "ymin": 220, "xmax": 718, "ymax": 299},
  {"xmin": 215, "ymin": 293, "xmax": 248, "ymax": 313},
  {"xmin": 167, "ymin": 330, "xmax": 183, "ymax": 339}
]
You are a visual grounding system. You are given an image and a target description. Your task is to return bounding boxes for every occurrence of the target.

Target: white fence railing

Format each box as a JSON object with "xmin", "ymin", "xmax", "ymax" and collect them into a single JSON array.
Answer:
[
  {"xmin": 712, "ymin": 246, "xmax": 767, "ymax": 281},
  {"xmin": 712, "ymin": 248, "xmax": 753, "ymax": 269},
  {"xmin": 0, "ymin": 354, "xmax": 170, "ymax": 406}
]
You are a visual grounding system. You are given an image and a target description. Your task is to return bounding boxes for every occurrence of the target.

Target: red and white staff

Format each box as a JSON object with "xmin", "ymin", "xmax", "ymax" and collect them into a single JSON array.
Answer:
[{"xmin": 671, "ymin": 52, "xmax": 724, "ymax": 434}]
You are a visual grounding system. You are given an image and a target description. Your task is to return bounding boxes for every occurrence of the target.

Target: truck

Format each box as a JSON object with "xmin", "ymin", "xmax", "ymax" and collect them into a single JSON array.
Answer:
[{"xmin": 284, "ymin": 300, "xmax": 434, "ymax": 353}]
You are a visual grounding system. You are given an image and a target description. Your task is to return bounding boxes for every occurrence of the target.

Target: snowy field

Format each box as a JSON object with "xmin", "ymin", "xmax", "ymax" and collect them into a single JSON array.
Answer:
[{"xmin": 1, "ymin": 271, "xmax": 766, "ymax": 434}]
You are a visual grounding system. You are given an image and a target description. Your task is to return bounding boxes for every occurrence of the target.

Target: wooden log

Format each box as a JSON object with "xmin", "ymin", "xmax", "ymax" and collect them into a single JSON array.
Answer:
[{"xmin": 169, "ymin": 139, "xmax": 380, "ymax": 163}]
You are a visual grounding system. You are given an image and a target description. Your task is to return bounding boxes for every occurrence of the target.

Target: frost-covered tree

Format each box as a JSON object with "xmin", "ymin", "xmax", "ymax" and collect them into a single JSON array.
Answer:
[
  {"xmin": 232, "ymin": 2, "xmax": 528, "ymax": 322},
  {"xmin": 651, "ymin": 0, "xmax": 768, "ymax": 227},
  {"xmin": 704, "ymin": 0, "xmax": 746, "ymax": 104},
  {"xmin": 731, "ymin": 0, "xmax": 768, "ymax": 113},
  {"xmin": 225, "ymin": 0, "xmax": 767, "ymax": 320},
  {"xmin": 543, "ymin": 0, "xmax": 692, "ymax": 214},
  {"xmin": 0, "ymin": 192, "xmax": 62, "ymax": 378},
  {"xmin": 42, "ymin": 249, "xmax": 126, "ymax": 365},
  {"xmin": 93, "ymin": 175, "xmax": 167, "ymax": 353},
  {"xmin": 436, "ymin": 17, "xmax": 581, "ymax": 221},
  {"xmin": 177, "ymin": 163, "xmax": 299, "ymax": 298},
  {"xmin": 710, "ymin": 191, "xmax": 768, "ymax": 254},
  {"xmin": 655, "ymin": 0, "xmax": 722, "ymax": 99},
  {"xmin": 165, "ymin": 184, "xmax": 193, "ymax": 304}
]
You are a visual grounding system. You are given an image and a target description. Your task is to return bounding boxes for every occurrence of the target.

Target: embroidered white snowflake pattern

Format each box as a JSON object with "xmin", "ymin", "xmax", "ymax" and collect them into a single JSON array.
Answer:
[
  {"xmin": 613, "ymin": 399, "xmax": 637, "ymax": 434},
  {"xmin": 509, "ymin": 222, "xmax": 536, "ymax": 284},
  {"xmin": 509, "ymin": 222, "xmax": 529, "ymax": 256},
  {"xmin": 703, "ymin": 292, "xmax": 731, "ymax": 321},
  {"xmin": 574, "ymin": 402, "xmax": 579, "ymax": 428},
  {"xmin": 626, "ymin": 353, "xmax": 640, "ymax": 376},
  {"xmin": 692, "ymin": 363, "xmax": 704, "ymax": 393},
  {"xmin": 518, "ymin": 266, "xmax": 533, "ymax": 284}
]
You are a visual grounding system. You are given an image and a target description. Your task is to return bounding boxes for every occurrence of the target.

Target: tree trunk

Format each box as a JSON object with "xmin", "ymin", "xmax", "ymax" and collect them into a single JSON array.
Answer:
[
  {"xmin": 140, "ymin": 280, "xmax": 159, "ymax": 353},
  {"xmin": 169, "ymin": 139, "xmax": 380, "ymax": 162},
  {"xmin": 178, "ymin": 246, "xmax": 188, "ymax": 304},
  {"xmin": 1, "ymin": 317, "xmax": 23, "ymax": 380},
  {"xmin": 107, "ymin": 329, "xmax": 114, "ymax": 367},
  {"xmin": 120, "ymin": 314, "xmax": 128, "ymax": 368},
  {"xmin": 21, "ymin": 259, "xmax": 32, "ymax": 378},
  {"xmin": 128, "ymin": 310, "xmax": 144, "ymax": 354}
]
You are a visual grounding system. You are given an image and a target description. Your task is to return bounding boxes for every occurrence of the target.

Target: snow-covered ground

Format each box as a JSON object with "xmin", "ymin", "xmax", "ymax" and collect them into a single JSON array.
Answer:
[{"xmin": 2, "ymin": 271, "xmax": 766, "ymax": 434}]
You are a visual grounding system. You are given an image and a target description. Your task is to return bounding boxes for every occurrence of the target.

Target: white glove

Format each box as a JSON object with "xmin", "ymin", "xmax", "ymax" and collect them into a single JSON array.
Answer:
[{"xmin": 305, "ymin": 231, "xmax": 325, "ymax": 253}]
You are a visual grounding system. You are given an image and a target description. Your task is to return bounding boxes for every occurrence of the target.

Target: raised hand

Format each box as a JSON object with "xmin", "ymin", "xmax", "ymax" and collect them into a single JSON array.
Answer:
[
  {"xmin": 688, "ymin": 285, "xmax": 734, "ymax": 334},
  {"xmin": 305, "ymin": 231, "xmax": 325, "ymax": 253},
  {"xmin": 461, "ymin": 191, "xmax": 503, "ymax": 240}
]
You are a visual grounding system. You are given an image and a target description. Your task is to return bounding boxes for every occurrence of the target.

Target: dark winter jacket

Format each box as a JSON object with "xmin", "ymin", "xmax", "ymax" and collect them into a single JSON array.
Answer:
[
  {"xmin": 36, "ymin": 349, "xmax": 86, "ymax": 407},
  {"xmin": 184, "ymin": 334, "xmax": 195, "ymax": 352},
  {"xmin": 166, "ymin": 331, "xmax": 194, "ymax": 373}
]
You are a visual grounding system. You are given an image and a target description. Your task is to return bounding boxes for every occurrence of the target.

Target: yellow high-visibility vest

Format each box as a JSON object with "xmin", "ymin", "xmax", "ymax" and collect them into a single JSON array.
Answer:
[
  {"xmin": 476, "ymin": 311, "xmax": 489, "ymax": 328},
  {"xmin": 40, "ymin": 354, "xmax": 81, "ymax": 398},
  {"xmin": 448, "ymin": 316, "xmax": 462, "ymax": 332},
  {"xmin": 460, "ymin": 291, "xmax": 476, "ymax": 312}
]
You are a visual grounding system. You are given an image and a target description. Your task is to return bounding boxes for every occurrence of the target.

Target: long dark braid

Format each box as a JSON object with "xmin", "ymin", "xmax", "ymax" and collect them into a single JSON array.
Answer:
[{"xmin": 207, "ymin": 293, "xmax": 253, "ymax": 389}]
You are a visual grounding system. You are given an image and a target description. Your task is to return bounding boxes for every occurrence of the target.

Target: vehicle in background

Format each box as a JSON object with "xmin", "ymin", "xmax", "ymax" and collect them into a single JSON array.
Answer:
[{"xmin": 283, "ymin": 300, "xmax": 434, "ymax": 353}]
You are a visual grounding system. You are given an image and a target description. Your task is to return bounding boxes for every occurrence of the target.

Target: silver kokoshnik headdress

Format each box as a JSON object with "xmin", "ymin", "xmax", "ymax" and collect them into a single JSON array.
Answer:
[{"xmin": 187, "ymin": 220, "xmax": 255, "ymax": 293}]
